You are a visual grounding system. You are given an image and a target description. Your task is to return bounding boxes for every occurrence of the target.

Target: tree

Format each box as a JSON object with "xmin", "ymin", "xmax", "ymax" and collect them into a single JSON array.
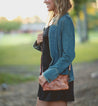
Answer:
[
  {"xmin": 32, "ymin": 16, "xmax": 43, "ymax": 23},
  {"xmin": 73, "ymin": 0, "xmax": 96, "ymax": 43},
  {"xmin": 0, "ymin": 17, "xmax": 22, "ymax": 33}
]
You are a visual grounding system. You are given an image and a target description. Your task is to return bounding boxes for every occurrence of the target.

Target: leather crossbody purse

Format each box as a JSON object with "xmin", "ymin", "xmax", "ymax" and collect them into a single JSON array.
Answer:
[{"xmin": 42, "ymin": 74, "xmax": 69, "ymax": 91}]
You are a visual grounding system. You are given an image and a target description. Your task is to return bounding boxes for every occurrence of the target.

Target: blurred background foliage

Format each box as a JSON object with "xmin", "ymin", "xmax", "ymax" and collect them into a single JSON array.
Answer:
[
  {"xmin": 0, "ymin": 17, "xmax": 21, "ymax": 33},
  {"xmin": 0, "ymin": 0, "xmax": 98, "ymax": 84}
]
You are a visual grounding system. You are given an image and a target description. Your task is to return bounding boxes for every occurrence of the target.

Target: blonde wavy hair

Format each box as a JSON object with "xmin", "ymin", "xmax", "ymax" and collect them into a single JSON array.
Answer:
[{"xmin": 47, "ymin": 0, "xmax": 72, "ymax": 26}]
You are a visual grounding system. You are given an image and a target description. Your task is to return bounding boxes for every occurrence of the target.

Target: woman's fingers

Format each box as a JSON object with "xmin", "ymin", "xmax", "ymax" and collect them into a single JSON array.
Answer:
[
  {"xmin": 39, "ymin": 77, "xmax": 44, "ymax": 87},
  {"xmin": 37, "ymin": 33, "xmax": 43, "ymax": 44},
  {"xmin": 39, "ymin": 75, "xmax": 47, "ymax": 87}
]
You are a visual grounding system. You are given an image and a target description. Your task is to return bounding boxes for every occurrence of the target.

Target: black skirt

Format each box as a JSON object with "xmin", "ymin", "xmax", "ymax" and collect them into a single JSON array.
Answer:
[
  {"xmin": 37, "ymin": 81, "xmax": 74, "ymax": 102},
  {"xmin": 37, "ymin": 26, "xmax": 74, "ymax": 102}
]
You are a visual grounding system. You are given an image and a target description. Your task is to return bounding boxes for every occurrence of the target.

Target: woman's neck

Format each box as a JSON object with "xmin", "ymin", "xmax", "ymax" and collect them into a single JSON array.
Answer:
[{"xmin": 53, "ymin": 9, "xmax": 58, "ymax": 17}]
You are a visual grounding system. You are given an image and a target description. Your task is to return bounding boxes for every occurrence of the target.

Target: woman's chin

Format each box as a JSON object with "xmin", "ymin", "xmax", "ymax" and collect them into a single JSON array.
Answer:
[{"xmin": 47, "ymin": 8, "xmax": 53, "ymax": 11}]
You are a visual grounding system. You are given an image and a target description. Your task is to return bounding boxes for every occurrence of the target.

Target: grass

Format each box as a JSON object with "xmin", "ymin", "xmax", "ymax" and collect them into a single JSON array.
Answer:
[
  {"xmin": 0, "ymin": 33, "xmax": 40, "ymax": 84},
  {"xmin": 0, "ymin": 31, "xmax": 98, "ymax": 84},
  {"xmin": 0, "ymin": 32, "xmax": 98, "ymax": 66},
  {"xmin": 0, "ymin": 33, "xmax": 41, "ymax": 66},
  {"xmin": 74, "ymin": 40, "xmax": 98, "ymax": 63},
  {"xmin": 74, "ymin": 30, "xmax": 98, "ymax": 63},
  {"xmin": 0, "ymin": 72, "xmax": 37, "ymax": 84}
]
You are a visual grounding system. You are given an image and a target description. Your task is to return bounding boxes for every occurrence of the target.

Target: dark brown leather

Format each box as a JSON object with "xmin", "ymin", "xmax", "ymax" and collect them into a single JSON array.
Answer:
[{"xmin": 42, "ymin": 75, "xmax": 69, "ymax": 91}]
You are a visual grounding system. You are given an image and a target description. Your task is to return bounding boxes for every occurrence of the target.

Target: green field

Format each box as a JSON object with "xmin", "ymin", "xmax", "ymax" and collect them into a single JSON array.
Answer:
[
  {"xmin": 0, "ymin": 31, "xmax": 98, "ymax": 84},
  {"xmin": 0, "ymin": 33, "xmax": 41, "ymax": 66},
  {"xmin": 0, "ymin": 72, "xmax": 37, "ymax": 84},
  {"xmin": 0, "ymin": 31, "xmax": 98, "ymax": 66}
]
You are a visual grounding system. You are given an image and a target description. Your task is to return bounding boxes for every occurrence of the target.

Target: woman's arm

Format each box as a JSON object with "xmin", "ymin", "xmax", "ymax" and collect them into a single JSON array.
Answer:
[{"xmin": 42, "ymin": 16, "xmax": 75, "ymax": 83}]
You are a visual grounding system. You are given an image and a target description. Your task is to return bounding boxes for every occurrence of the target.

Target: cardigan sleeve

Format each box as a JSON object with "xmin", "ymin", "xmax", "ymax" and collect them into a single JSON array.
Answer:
[
  {"xmin": 33, "ymin": 40, "xmax": 42, "ymax": 51},
  {"xmin": 43, "ymin": 16, "xmax": 75, "ymax": 83}
]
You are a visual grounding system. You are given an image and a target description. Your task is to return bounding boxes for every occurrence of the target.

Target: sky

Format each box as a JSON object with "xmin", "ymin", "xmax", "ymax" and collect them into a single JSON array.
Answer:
[{"xmin": 0, "ymin": 0, "xmax": 48, "ymax": 22}]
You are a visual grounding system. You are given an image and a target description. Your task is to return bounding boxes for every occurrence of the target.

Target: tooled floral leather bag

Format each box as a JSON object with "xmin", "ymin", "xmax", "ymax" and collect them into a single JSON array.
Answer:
[{"xmin": 42, "ymin": 74, "xmax": 69, "ymax": 91}]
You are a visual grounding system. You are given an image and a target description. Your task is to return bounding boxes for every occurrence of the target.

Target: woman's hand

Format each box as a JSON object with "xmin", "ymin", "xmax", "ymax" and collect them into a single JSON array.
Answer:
[
  {"xmin": 39, "ymin": 74, "xmax": 47, "ymax": 87},
  {"xmin": 39, "ymin": 64, "xmax": 71, "ymax": 87},
  {"xmin": 37, "ymin": 33, "xmax": 43, "ymax": 45}
]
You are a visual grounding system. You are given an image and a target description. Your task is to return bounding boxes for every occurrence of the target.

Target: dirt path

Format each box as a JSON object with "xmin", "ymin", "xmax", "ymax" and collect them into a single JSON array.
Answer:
[{"xmin": 0, "ymin": 61, "xmax": 98, "ymax": 106}]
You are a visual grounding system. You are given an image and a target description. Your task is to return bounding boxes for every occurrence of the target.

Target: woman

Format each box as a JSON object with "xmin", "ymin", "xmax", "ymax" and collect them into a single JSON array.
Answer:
[{"xmin": 33, "ymin": 0, "xmax": 75, "ymax": 106}]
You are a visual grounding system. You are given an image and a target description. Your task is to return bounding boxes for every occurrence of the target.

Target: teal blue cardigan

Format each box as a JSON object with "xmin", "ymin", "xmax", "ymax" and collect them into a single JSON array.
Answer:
[{"xmin": 33, "ymin": 13, "xmax": 75, "ymax": 83}]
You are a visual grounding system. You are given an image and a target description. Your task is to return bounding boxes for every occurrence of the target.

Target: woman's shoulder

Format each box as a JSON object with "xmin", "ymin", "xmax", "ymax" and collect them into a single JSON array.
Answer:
[
  {"xmin": 58, "ymin": 13, "xmax": 74, "ymax": 31},
  {"xmin": 58, "ymin": 13, "xmax": 73, "ymax": 24}
]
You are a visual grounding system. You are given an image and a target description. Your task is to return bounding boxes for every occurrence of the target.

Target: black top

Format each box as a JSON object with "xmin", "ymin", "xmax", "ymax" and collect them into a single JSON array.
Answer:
[{"xmin": 40, "ymin": 26, "xmax": 52, "ymax": 74}]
